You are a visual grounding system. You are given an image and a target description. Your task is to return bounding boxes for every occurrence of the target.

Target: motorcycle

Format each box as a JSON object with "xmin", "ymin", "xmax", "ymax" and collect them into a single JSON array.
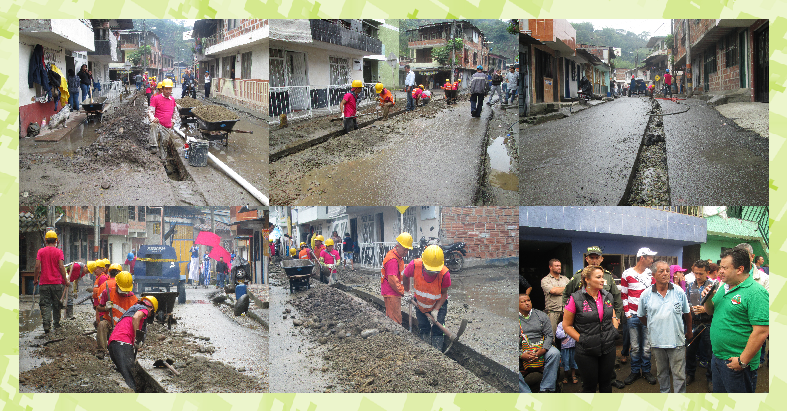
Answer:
[
  {"xmin": 577, "ymin": 75, "xmax": 593, "ymax": 103},
  {"xmin": 181, "ymin": 78, "xmax": 197, "ymax": 99},
  {"xmin": 418, "ymin": 236, "xmax": 467, "ymax": 273}
]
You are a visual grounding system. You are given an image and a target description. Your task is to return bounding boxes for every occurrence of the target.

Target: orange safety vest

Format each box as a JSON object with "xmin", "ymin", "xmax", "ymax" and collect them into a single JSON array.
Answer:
[
  {"xmin": 99, "ymin": 279, "xmax": 138, "ymax": 324},
  {"xmin": 412, "ymin": 259, "xmax": 449, "ymax": 313},
  {"xmin": 380, "ymin": 248, "xmax": 404, "ymax": 285},
  {"xmin": 299, "ymin": 248, "xmax": 311, "ymax": 260},
  {"xmin": 379, "ymin": 88, "xmax": 394, "ymax": 104},
  {"xmin": 443, "ymin": 82, "xmax": 452, "ymax": 90},
  {"xmin": 314, "ymin": 245, "xmax": 325, "ymax": 260},
  {"xmin": 92, "ymin": 274, "xmax": 108, "ymax": 305}
]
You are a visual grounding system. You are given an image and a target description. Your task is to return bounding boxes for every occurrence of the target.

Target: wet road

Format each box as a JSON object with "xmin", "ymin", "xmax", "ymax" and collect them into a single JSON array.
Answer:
[
  {"xmin": 479, "ymin": 104, "xmax": 519, "ymax": 205},
  {"xmin": 659, "ymin": 98, "xmax": 768, "ymax": 204},
  {"xmin": 520, "ymin": 97, "xmax": 651, "ymax": 205},
  {"xmin": 296, "ymin": 100, "xmax": 498, "ymax": 205}
]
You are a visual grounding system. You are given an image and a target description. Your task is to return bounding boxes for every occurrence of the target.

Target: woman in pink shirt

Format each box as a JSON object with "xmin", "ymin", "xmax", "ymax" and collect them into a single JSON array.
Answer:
[
  {"xmin": 320, "ymin": 239, "xmax": 341, "ymax": 284},
  {"xmin": 108, "ymin": 296, "xmax": 157, "ymax": 391}
]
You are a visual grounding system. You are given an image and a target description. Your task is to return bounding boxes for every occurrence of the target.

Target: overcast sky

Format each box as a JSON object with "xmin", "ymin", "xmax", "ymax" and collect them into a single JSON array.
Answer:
[{"xmin": 567, "ymin": 19, "xmax": 672, "ymax": 37}]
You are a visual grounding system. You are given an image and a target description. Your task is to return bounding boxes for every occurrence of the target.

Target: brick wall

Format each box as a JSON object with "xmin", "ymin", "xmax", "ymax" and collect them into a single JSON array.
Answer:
[
  {"xmin": 441, "ymin": 207, "xmax": 518, "ymax": 260},
  {"xmin": 222, "ymin": 19, "xmax": 267, "ymax": 42}
]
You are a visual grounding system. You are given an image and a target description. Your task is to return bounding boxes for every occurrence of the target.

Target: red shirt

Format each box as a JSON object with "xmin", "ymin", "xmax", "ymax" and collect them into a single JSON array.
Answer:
[
  {"xmin": 108, "ymin": 307, "xmax": 149, "ymax": 345},
  {"xmin": 37, "ymin": 246, "xmax": 64, "ymax": 285},
  {"xmin": 342, "ymin": 92, "xmax": 357, "ymax": 117},
  {"xmin": 150, "ymin": 94, "xmax": 177, "ymax": 128},
  {"xmin": 412, "ymin": 88, "xmax": 423, "ymax": 98},
  {"xmin": 663, "ymin": 73, "xmax": 672, "ymax": 85},
  {"xmin": 68, "ymin": 262, "xmax": 84, "ymax": 282}
]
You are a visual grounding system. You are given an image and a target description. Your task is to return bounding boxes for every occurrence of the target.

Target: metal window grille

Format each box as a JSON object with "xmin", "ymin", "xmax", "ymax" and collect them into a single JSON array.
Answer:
[{"xmin": 241, "ymin": 51, "xmax": 252, "ymax": 79}]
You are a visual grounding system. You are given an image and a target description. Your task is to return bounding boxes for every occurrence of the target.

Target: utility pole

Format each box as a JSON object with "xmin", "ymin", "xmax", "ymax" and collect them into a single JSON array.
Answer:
[
  {"xmin": 684, "ymin": 19, "xmax": 691, "ymax": 97},
  {"xmin": 94, "ymin": 207, "xmax": 100, "ymax": 260},
  {"xmin": 450, "ymin": 21, "xmax": 457, "ymax": 84}
]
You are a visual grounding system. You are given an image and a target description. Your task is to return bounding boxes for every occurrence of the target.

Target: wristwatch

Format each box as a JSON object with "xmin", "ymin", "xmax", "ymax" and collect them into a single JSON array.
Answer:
[{"xmin": 737, "ymin": 357, "xmax": 748, "ymax": 369}]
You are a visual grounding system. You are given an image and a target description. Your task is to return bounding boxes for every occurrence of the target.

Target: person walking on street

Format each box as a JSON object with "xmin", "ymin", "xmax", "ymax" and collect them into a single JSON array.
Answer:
[
  {"xmin": 381, "ymin": 232, "xmax": 412, "ymax": 324},
  {"xmin": 562, "ymin": 265, "xmax": 620, "ymax": 393},
  {"xmin": 216, "ymin": 257, "xmax": 229, "ymax": 289},
  {"xmin": 147, "ymin": 79, "xmax": 179, "ymax": 159},
  {"xmin": 541, "ymin": 259, "xmax": 569, "ymax": 335},
  {"xmin": 34, "ymin": 231, "xmax": 70, "ymax": 336},
  {"xmin": 78, "ymin": 64, "xmax": 92, "ymax": 103},
  {"xmin": 621, "ymin": 247, "xmax": 658, "ymax": 385},
  {"xmin": 703, "ymin": 248, "xmax": 769, "ymax": 393},
  {"xmin": 686, "ymin": 260, "xmax": 715, "ymax": 391},
  {"xmin": 505, "ymin": 66, "xmax": 518, "ymax": 104},
  {"xmin": 204, "ymin": 70, "xmax": 211, "ymax": 98},
  {"xmin": 339, "ymin": 80, "xmax": 363, "ymax": 134},
  {"xmin": 487, "ymin": 69, "xmax": 504, "ymax": 106},
  {"xmin": 107, "ymin": 296, "xmax": 158, "ymax": 392},
  {"xmin": 638, "ymin": 261, "xmax": 692, "ymax": 393},
  {"xmin": 135, "ymin": 73, "xmax": 143, "ymax": 90},
  {"xmin": 469, "ymin": 65, "xmax": 489, "ymax": 118},
  {"xmin": 66, "ymin": 69, "xmax": 81, "ymax": 111},
  {"xmin": 404, "ymin": 245, "xmax": 455, "ymax": 352},
  {"xmin": 342, "ymin": 233, "xmax": 354, "ymax": 270},
  {"xmin": 404, "ymin": 65, "xmax": 415, "ymax": 111}
]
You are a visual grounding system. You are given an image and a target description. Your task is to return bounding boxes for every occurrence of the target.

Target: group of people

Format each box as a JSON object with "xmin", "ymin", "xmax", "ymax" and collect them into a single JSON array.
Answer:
[
  {"xmin": 486, "ymin": 66, "xmax": 519, "ymax": 106},
  {"xmin": 188, "ymin": 245, "xmax": 231, "ymax": 288},
  {"xmin": 290, "ymin": 231, "xmax": 355, "ymax": 284},
  {"xmin": 520, "ymin": 244, "xmax": 769, "ymax": 394},
  {"xmin": 33, "ymin": 230, "xmax": 158, "ymax": 392},
  {"xmin": 64, "ymin": 64, "xmax": 94, "ymax": 111}
]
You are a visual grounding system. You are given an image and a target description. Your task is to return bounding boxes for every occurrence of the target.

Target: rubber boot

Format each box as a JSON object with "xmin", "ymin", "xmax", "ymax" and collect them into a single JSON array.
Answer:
[
  {"xmin": 419, "ymin": 333, "xmax": 431, "ymax": 345},
  {"xmin": 66, "ymin": 305, "xmax": 74, "ymax": 319},
  {"xmin": 432, "ymin": 335, "xmax": 445, "ymax": 351}
]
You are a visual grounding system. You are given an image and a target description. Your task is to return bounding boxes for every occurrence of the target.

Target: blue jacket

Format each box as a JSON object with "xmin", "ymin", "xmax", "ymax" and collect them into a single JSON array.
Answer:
[{"xmin": 28, "ymin": 44, "xmax": 51, "ymax": 95}]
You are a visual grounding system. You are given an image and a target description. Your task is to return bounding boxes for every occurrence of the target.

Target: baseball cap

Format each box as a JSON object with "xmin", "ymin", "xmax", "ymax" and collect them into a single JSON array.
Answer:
[
  {"xmin": 586, "ymin": 246, "xmax": 603, "ymax": 256},
  {"xmin": 636, "ymin": 247, "xmax": 658, "ymax": 258}
]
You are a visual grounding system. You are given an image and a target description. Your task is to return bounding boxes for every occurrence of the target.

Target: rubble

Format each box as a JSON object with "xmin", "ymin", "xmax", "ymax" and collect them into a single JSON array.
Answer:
[{"xmin": 192, "ymin": 105, "xmax": 239, "ymax": 122}]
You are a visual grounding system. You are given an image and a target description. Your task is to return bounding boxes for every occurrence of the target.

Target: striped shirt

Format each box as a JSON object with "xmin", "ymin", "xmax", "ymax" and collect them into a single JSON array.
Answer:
[{"xmin": 621, "ymin": 267, "xmax": 655, "ymax": 317}]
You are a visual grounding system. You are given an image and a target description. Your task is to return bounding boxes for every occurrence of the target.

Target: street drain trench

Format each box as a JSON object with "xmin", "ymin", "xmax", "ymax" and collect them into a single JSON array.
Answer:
[
  {"xmin": 163, "ymin": 137, "xmax": 188, "ymax": 181},
  {"xmin": 619, "ymin": 98, "xmax": 671, "ymax": 205},
  {"xmin": 334, "ymin": 283, "xmax": 517, "ymax": 393},
  {"xmin": 132, "ymin": 362, "xmax": 167, "ymax": 393}
]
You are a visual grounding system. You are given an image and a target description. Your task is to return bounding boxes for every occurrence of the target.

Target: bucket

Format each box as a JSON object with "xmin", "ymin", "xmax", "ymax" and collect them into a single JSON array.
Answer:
[
  {"xmin": 235, "ymin": 284, "xmax": 248, "ymax": 300},
  {"xmin": 188, "ymin": 140, "xmax": 209, "ymax": 167},
  {"xmin": 607, "ymin": 92, "xmax": 611, "ymax": 97}
]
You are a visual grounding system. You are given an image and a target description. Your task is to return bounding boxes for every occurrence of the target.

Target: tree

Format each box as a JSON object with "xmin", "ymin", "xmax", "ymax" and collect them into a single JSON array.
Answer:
[
  {"xmin": 127, "ymin": 45, "xmax": 152, "ymax": 66},
  {"xmin": 431, "ymin": 38, "xmax": 464, "ymax": 66}
]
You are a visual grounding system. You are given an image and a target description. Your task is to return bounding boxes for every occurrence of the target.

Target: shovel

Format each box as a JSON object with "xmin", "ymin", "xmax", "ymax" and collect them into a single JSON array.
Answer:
[
  {"xmin": 154, "ymin": 358, "xmax": 180, "ymax": 376},
  {"xmin": 29, "ymin": 286, "xmax": 39, "ymax": 318},
  {"xmin": 330, "ymin": 111, "xmax": 382, "ymax": 122},
  {"xmin": 409, "ymin": 299, "xmax": 468, "ymax": 354}
]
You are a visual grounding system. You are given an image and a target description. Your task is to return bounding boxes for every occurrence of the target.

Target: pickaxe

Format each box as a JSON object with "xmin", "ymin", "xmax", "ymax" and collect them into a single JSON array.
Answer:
[{"xmin": 409, "ymin": 298, "xmax": 468, "ymax": 354}]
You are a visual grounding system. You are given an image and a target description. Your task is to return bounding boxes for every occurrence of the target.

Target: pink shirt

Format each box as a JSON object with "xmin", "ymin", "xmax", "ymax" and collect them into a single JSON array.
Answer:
[
  {"xmin": 320, "ymin": 249, "xmax": 340, "ymax": 265},
  {"xmin": 381, "ymin": 258, "xmax": 402, "ymax": 297},
  {"xmin": 402, "ymin": 260, "xmax": 451, "ymax": 288},
  {"xmin": 37, "ymin": 246, "xmax": 64, "ymax": 285},
  {"xmin": 109, "ymin": 307, "xmax": 149, "ymax": 345},
  {"xmin": 565, "ymin": 291, "xmax": 604, "ymax": 322},
  {"xmin": 68, "ymin": 262, "xmax": 84, "ymax": 282},
  {"xmin": 150, "ymin": 94, "xmax": 177, "ymax": 128},
  {"xmin": 342, "ymin": 92, "xmax": 357, "ymax": 117}
]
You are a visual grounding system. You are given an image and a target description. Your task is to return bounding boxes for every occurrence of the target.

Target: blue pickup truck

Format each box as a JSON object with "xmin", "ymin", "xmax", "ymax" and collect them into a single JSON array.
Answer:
[{"xmin": 134, "ymin": 245, "xmax": 185, "ymax": 298}]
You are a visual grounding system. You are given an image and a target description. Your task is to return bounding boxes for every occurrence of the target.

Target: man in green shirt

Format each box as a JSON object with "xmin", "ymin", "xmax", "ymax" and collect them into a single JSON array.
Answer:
[
  {"xmin": 703, "ymin": 248, "xmax": 769, "ymax": 393},
  {"xmin": 562, "ymin": 245, "xmax": 625, "ymax": 389}
]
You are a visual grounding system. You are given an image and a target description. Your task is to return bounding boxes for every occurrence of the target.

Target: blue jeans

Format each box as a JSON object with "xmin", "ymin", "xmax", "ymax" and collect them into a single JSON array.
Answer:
[
  {"xmin": 80, "ymin": 84, "xmax": 91, "ymax": 102},
  {"xmin": 136, "ymin": 82, "xmax": 142, "ymax": 90},
  {"xmin": 406, "ymin": 88, "xmax": 414, "ymax": 111},
  {"xmin": 621, "ymin": 321, "xmax": 631, "ymax": 357},
  {"xmin": 686, "ymin": 324, "xmax": 712, "ymax": 381},
  {"xmin": 68, "ymin": 91, "xmax": 80, "ymax": 110},
  {"xmin": 507, "ymin": 87, "xmax": 518, "ymax": 104},
  {"xmin": 711, "ymin": 355, "xmax": 757, "ymax": 393},
  {"xmin": 487, "ymin": 84, "xmax": 504, "ymax": 104},
  {"xmin": 519, "ymin": 371, "xmax": 532, "ymax": 393},
  {"xmin": 540, "ymin": 346, "xmax": 561, "ymax": 391},
  {"xmin": 470, "ymin": 93, "xmax": 485, "ymax": 116},
  {"xmin": 414, "ymin": 300, "xmax": 447, "ymax": 336},
  {"xmin": 561, "ymin": 347, "xmax": 578, "ymax": 371},
  {"xmin": 628, "ymin": 316, "xmax": 651, "ymax": 373}
]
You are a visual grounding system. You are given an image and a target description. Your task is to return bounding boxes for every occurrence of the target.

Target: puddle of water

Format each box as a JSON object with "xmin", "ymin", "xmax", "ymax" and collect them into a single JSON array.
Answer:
[
  {"xmin": 449, "ymin": 277, "xmax": 516, "ymax": 320},
  {"xmin": 486, "ymin": 133, "xmax": 518, "ymax": 192}
]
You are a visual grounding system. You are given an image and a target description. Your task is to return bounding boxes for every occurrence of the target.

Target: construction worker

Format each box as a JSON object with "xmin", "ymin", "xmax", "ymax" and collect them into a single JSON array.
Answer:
[
  {"xmin": 107, "ymin": 295, "xmax": 158, "ymax": 392},
  {"xmin": 289, "ymin": 247, "xmax": 298, "ymax": 258},
  {"xmin": 155, "ymin": 81, "xmax": 163, "ymax": 97},
  {"xmin": 442, "ymin": 79, "xmax": 453, "ymax": 105},
  {"xmin": 375, "ymin": 83, "xmax": 395, "ymax": 120},
  {"xmin": 298, "ymin": 242, "xmax": 312, "ymax": 260},
  {"xmin": 320, "ymin": 239, "xmax": 341, "ymax": 284},
  {"xmin": 381, "ymin": 232, "xmax": 413, "ymax": 325},
  {"xmin": 412, "ymin": 84, "xmax": 424, "ymax": 107},
  {"xmin": 313, "ymin": 235, "xmax": 326, "ymax": 259},
  {"xmin": 404, "ymin": 245, "xmax": 450, "ymax": 350},
  {"xmin": 91, "ymin": 258, "xmax": 110, "ymax": 324},
  {"xmin": 339, "ymin": 80, "xmax": 364, "ymax": 134},
  {"xmin": 33, "ymin": 230, "xmax": 70, "ymax": 335},
  {"xmin": 96, "ymin": 271, "xmax": 137, "ymax": 359},
  {"xmin": 148, "ymin": 78, "xmax": 180, "ymax": 159},
  {"xmin": 65, "ymin": 261, "xmax": 89, "ymax": 319}
]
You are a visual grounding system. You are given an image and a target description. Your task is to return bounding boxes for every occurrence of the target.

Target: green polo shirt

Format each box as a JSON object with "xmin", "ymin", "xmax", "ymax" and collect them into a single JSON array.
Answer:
[{"xmin": 709, "ymin": 276, "xmax": 769, "ymax": 370}]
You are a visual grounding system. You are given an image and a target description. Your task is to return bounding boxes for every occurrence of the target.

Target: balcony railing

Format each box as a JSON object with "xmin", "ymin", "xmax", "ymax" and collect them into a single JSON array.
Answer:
[
  {"xmin": 359, "ymin": 241, "xmax": 419, "ymax": 269},
  {"xmin": 210, "ymin": 78, "xmax": 270, "ymax": 113},
  {"xmin": 728, "ymin": 206, "xmax": 769, "ymax": 247},
  {"xmin": 88, "ymin": 39, "xmax": 118, "ymax": 61},
  {"xmin": 310, "ymin": 20, "xmax": 382, "ymax": 54},
  {"xmin": 645, "ymin": 206, "xmax": 704, "ymax": 217},
  {"xmin": 268, "ymin": 82, "xmax": 380, "ymax": 125}
]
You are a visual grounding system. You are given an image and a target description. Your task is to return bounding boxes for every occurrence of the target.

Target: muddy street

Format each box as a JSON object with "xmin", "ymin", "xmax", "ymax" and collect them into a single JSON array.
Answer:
[
  {"xmin": 19, "ymin": 284, "xmax": 268, "ymax": 393},
  {"xmin": 270, "ymin": 94, "xmax": 514, "ymax": 205},
  {"xmin": 20, "ymin": 89, "xmax": 269, "ymax": 206},
  {"xmin": 268, "ymin": 260, "xmax": 514, "ymax": 393}
]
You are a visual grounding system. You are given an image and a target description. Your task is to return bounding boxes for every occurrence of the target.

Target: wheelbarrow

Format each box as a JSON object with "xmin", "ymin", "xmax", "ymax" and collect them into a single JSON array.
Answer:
[
  {"xmin": 140, "ymin": 291, "xmax": 179, "ymax": 329},
  {"xmin": 81, "ymin": 97, "xmax": 108, "ymax": 122},
  {"xmin": 281, "ymin": 259, "xmax": 313, "ymax": 293}
]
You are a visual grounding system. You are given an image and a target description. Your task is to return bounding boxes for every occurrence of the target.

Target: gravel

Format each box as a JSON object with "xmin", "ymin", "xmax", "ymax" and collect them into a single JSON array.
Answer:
[
  {"xmin": 176, "ymin": 97, "xmax": 205, "ymax": 108},
  {"xmin": 192, "ymin": 105, "xmax": 239, "ymax": 122},
  {"xmin": 625, "ymin": 98, "xmax": 671, "ymax": 205}
]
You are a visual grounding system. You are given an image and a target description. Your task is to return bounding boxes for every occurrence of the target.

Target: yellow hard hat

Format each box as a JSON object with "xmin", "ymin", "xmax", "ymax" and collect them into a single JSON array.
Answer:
[
  {"xmin": 446, "ymin": 79, "xmax": 450, "ymax": 82},
  {"xmin": 418, "ymin": 84, "xmax": 424, "ymax": 89},
  {"xmin": 157, "ymin": 82, "xmax": 163, "ymax": 89},
  {"xmin": 87, "ymin": 260, "xmax": 97, "ymax": 274},
  {"xmin": 142, "ymin": 295, "xmax": 158, "ymax": 313},
  {"xmin": 422, "ymin": 245, "xmax": 444, "ymax": 271},
  {"xmin": 351, "ymin": 79, "xmax": 363, "ymax": 88},
  {"xmin": 325, "ymin": 239, "xmax": 334, "ymax": 246},
  {"xmin": 315, "ymin": 235, "xmax": 324, "ymax": 242},
  {"xmin": 375, "ymin": 83, "xmax": 384, "ymax": 94},
  {"xmin": 162, "ymin": 79, "xmax": 174, "ymax": 88},
  {"xmin": 396, "ymin": 232, "xmax": 413, "ymax": 250},
  {"xmin": 45, "ymin": 230, "xmax": 58, "ymax": 239},
  {"xmin": 290, "ymin": 247, "xmax": 297, "ymax": 256},
  {"xmin": 116, "ymin": 271, "xmax": 134, "ymax": 292},
  {"xmin": 299, "ymin": 242, "xmax": 306, "ymax": 248},
  {"xmin": 109, "ymin": 263, "xmax": 123, "ymax": 272}
]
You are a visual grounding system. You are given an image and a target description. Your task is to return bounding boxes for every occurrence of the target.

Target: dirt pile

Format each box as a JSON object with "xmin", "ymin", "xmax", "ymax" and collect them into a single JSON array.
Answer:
[
  {"xmin": 159, "ymin": 355, "xmax": 266, "ymax": 393},
  {"xmin": 287, "ymin": 284, "xmax": 496, "ymax": 393},
  {"xmin": 176, "ymin": 97, "xmax": 205, "ymax": 108},
  {"xmin": 192, "ymin": 105, "xmax": 239, "ymax": 122}
]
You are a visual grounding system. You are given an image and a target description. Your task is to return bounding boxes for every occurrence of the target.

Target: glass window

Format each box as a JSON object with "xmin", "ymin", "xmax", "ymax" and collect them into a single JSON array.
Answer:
[
  {"xmin": 330, "ymin": 56, "xmax": 350, "ymax": 85},
  {"xmin": 241, "ymin": 51, "xmax": 252, "ymax": 79}
]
